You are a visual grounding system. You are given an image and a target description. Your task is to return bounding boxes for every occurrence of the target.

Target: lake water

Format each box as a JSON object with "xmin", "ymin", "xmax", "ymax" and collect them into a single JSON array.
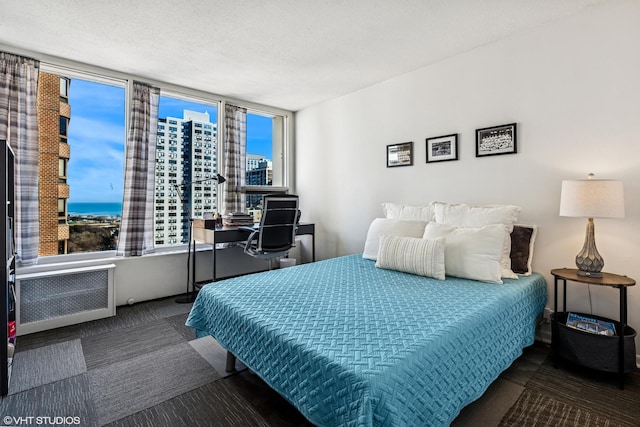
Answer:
[{"xmin": 68, "ymin": 202, "xmax": 123, "ymax": 217}]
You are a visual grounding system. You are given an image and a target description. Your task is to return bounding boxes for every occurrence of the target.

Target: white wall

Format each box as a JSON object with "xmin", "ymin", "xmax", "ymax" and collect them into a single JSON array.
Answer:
[{"xmin": 295, "ymin": 0, "xmax": 640, "ymax": 351}]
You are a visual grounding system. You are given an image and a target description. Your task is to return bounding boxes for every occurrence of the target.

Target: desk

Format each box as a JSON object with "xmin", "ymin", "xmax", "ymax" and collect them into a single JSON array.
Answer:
[{"xmin": 193, "ymin": 221, "xmax": 315, "ymax": 282}]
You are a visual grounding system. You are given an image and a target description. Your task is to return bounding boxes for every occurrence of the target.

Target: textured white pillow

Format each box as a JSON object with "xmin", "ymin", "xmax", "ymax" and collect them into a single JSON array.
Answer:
[
  {"xmin": 376, "ymin": 235, "xmax": 445, "ymax": 280},
  {"xmin": 423, "ymin": 222, "xmax": 505, "ymax": 284},
  {"xmin": 362, "ymin": 218, "xmax": 428, "ymax": 260},
  {"xmin": 382, "ymin": 202, "xmax": 436, "ymax": 221},
  {"xmin": 433, "ymin": 202, "xmax": 522, "ymax": 279}
]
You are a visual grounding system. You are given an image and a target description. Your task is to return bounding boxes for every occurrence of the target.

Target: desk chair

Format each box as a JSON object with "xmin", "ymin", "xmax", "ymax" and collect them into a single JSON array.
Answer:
[{"xmin": 240, "ymin": 195, "xmax": 300, "ymax": 269}]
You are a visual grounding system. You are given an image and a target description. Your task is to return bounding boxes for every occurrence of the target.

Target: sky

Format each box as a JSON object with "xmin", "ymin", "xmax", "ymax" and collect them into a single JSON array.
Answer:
[{"xmin": 67, "ymin": 79, "xmax": 273, "ymax": 203}]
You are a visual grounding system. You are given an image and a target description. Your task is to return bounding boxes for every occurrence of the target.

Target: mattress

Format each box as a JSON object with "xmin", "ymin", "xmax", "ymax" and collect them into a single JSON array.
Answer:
[{"xmin": 186, "ymin": 254, "xmax": 547, "ymax": 426}]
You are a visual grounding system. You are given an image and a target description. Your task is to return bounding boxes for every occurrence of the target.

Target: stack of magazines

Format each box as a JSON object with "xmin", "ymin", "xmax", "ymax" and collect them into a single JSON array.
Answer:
[
  {"xmin": 566, "ymin": 312, "xmax": 616, "ymax": 336},
  {"xmin": 222, "ymin": 212, "xmax": 255, "ymax": 227}
]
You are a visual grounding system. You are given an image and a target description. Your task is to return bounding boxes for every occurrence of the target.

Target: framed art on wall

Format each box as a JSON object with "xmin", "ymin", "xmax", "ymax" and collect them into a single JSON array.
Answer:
[
  {"xmin": 476, "ymin": 123, "xmax": 517, "ymax": 157},
  {"xmin": 387, "ymin": 142, "xmax": 413, "ymax": 167},
  {"xmin": 426, "ymin": 134, "xmax": 458, "ymax": 163}
]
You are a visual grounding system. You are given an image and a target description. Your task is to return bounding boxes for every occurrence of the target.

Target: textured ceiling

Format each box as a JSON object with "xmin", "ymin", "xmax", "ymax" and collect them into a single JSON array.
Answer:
[{"xmin": 0, "ymin": 0, "xmax": 606, "ymax": 111}]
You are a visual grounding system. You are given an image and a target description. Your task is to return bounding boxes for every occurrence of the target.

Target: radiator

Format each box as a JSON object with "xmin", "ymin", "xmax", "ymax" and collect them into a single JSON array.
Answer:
[{"xmin": 16, "ymin": 264, "xmax": 116, "ymax": 335}]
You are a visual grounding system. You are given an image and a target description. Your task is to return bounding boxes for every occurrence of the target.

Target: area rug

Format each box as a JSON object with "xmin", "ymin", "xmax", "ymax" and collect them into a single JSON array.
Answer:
[
  {"xmin": 499, "ymin": 389, "xmax": 616, "ymax": 426},
  {"xmin": 500, "ymin": 356, "xmax": 640, "ymax": 427}
]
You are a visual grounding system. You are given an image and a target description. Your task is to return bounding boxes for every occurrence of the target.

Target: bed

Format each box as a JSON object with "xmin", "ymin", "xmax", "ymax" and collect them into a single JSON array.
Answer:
[{"xmin": 186, "ymin": 253, "xmax": 546, "ymax": 426}]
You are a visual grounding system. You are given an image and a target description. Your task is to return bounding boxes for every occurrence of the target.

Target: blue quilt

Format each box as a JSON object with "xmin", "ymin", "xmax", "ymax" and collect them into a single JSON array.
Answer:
[{"xmin": 186, "ymin": 254, "xmax": 546, "ymax": 426}]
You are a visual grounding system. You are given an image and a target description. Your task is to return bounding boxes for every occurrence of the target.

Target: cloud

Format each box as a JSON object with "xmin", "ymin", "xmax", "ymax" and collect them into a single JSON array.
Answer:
[
  {"xmin": 67, "ymin": 80, "xmax": 126, "ymax": 202},
  {"xmin": 63, "ymin": 82, "xmax": 273, "ymax": 202}
]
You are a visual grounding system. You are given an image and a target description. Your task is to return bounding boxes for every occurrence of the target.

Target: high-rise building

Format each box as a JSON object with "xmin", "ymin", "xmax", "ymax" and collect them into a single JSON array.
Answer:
[
  {"xmin": 36, "ymin": 72, "xmax": 71, "ymax": 255},
  {"xmin": 246, "ymin": 153, "xmax": 266, "ymax": 171},
  {"xmin": 154, "ymin": 110, "xmax": 218, "ymax": 246},
  {"xmin": 246, "ymin": 157, "xmax": 272, "ymax": 211}
]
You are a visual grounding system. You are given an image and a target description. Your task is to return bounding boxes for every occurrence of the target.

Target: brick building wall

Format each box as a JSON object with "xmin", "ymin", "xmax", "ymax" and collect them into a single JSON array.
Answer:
[{"xmin": 37, "ymin": 72, "xmax": 70, "ymax": 255}]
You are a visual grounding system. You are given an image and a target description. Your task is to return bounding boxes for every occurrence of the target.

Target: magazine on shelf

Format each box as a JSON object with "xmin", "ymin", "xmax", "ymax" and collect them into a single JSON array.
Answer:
[{"xmin": 566, "ymin": 312, "xmax": 616, "ymax": 336}]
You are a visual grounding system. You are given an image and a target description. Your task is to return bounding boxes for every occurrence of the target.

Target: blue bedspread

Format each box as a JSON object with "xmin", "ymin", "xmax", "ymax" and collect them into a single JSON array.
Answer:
[{"xmin": 186, "ymin": 254, "xmax": 546, "ymax": 426}]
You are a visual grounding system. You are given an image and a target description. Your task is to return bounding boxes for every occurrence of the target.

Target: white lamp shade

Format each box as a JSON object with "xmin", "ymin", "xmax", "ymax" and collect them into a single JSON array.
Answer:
[{"xmin": 559, "ymin": 179, "xmax": 625, "ymax": 218}]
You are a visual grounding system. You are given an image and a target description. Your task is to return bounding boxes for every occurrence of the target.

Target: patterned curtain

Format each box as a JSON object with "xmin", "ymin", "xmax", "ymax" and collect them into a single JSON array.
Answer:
[
  {"xmin": 117, "ymin": 82, "xmax": 159, "ymax": 256},
  {"xmin": 0, "ymin": 52, "xmax": 40, "ymax": 264},
  {"xmin": 223, "ymin": 103, "xmax": 247, "ymax": 214}
]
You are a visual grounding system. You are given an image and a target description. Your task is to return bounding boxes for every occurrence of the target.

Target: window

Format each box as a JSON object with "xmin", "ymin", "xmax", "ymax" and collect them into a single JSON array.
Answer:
[
  {"xmin": 154, "ymin": 93, "xmax": 219, "ymax": 247},
  {"xmin": 57, "ymin": 198, "xmax": 66, "ymax": 218},
  {"xmin": 38, "ymin": 67, "xmax": 126, "ymax": 256},
  {"xmin": 60, "ymin": 77, "xmax": 70, "ymax": 99},
  {"xmin": 244, "ymin": 111, "xmax": 287, "ymax": 215},
  {"xmin": 58, "ymin": 158, "xmax": 67, "ymax": 183},
  {"xmin": 59, "ymin": 116, "xmax": 68, "ymax": 137},
  {"xmin": 29, "ymin": 62, "xmax": 291, "ymax": 257}
]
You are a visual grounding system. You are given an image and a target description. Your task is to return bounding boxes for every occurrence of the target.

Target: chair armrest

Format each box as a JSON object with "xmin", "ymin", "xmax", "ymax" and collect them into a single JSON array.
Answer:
[{"xmin": 241, "ymin": 229, "xmax": 259, "ymax": 255}]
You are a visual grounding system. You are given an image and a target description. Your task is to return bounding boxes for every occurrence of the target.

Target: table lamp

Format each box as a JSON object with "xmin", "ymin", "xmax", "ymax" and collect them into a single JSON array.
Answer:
[{"xmin": 559, "ymin": 173, "xmax": 625, "ymax": 277}]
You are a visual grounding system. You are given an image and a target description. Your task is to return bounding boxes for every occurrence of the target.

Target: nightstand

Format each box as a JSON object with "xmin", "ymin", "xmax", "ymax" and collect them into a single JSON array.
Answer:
[{"xmin": 550, "ymin": 268, "xmax": 636, "ymax": 389}]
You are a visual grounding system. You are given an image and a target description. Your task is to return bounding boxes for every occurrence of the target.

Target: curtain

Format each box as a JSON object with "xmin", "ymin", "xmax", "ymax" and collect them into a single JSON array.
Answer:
[
  {"xmin": 223, "ymin": 103, "xmax": 247, "ymax": 214},
  {"xmin": 0, "ymin": 52, "xmax": 40, "ymax": 264},
  {"xmin": 117, "ymin": 82, "xmax": 159, "ymax": 256}
]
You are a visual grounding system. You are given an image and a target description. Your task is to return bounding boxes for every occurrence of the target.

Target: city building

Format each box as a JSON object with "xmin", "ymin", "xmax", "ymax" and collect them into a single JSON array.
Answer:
[
  {"xmin": 154, "ymin": 110, "xmax": 218, "ymax": 246},
  {"xmin": 36, "ymin": 72, "xmax": 71, "ymax": 255},
  {"xmin": 246, "ymin": 153, "xmax": 266, "ymax": 171},
  {"xmin": 246, "ymin": 155, "xmax": 272, "ymax": 213}
]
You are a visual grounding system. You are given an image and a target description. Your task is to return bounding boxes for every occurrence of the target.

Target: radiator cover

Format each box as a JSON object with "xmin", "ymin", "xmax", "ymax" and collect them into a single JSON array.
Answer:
[{"xmin": 16, "ymin": 264, "xmax": 116, "ymax": 335}]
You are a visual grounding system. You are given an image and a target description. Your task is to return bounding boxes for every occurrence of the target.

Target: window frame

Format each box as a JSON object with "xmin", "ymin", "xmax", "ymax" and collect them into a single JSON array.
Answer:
[
  {"xmin": 242, "ymin": 107, "xmax": 291, "ymax": 196},
  {"xmin": 34, "ymin": 61, "xmax": 294, "ymax": 258},
  {"xmin": 40, "ymin": 63, "xmax": 128, "ymax": 257}
]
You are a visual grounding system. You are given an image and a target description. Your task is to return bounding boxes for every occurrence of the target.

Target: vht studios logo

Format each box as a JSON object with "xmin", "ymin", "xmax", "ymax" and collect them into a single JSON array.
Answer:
[{"xmin": 3, "ymin": 416, "xmax": 81, "ymax": 426}]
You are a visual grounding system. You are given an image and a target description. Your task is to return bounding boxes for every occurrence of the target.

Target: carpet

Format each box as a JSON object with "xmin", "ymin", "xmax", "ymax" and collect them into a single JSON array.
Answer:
[
  {"xmin": 104, "ymin": 378, "xmax": 269, "ymax": 427},
  {"xmin": 88, "ymin": 342, "xmax": 220, "ymax": 425},
  {"xmin": 0, "ymin": 374, "xmax": 98, "ymax": 426},
  {"xmin": 499, "ymin": 357, "xmax": 640, "ymax": 427},
  {"xmin": 79, "ymin": 303, "xmax": 161, "ymax": 338},
  {"xmin": 499, "ymin": 389, "xmax": 617, "ymax": 427},
  {"xmin": 189, "ymin": 335, "xmax": 247, "ymax": 378},
  {"xmin": 9, "ymin": 339, "xmax": 86, "ymax": 394},
  {"xmin": 164, "ymin": 312, "xmax": 196, "ymax": 342},
  {"xmin": 82, "ymin": 319, "xmax": 186, "ymax": 370}
]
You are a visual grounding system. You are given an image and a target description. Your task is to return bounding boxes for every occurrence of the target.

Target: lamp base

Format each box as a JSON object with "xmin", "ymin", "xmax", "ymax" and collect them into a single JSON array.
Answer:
[
  {"xmin": 577, "ymin": 269, "xmax": 603, "ymax": 278},
  {"xmin": 575, "ymin": 217, "xmax": 605, "ymax": 278}
]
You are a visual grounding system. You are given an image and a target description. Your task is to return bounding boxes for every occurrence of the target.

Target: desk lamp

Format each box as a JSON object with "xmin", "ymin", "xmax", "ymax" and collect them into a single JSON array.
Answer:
[{"xmin": 559, "ymin": 173, "xmax": 624, "ymax": 277}]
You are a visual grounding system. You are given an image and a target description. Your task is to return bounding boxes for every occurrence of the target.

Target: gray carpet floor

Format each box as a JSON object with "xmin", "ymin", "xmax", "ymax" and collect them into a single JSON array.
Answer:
[{"xmin": 1, "ymin": 296, "xmax": 638, "ymax": 426}]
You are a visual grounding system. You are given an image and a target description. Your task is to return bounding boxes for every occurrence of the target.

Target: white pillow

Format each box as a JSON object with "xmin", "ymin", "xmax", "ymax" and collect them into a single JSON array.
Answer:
[
  {"xmin": 376, "ymin": 235, "xmax": 445, "ymax": 280},
  {"xmin": 433, "ymin": 202, "xmax": 522, "ymax": 279},
  {"xmin": 423, "ymin": 222, "xmax": 505, "ymax": 284},
  {"xmin": 382, "ymin": 202, "xmax": 435, "ymax": 221},
  {"xmin": 362, "ymin": 218, "xmax": 428, "ymax": 260}
]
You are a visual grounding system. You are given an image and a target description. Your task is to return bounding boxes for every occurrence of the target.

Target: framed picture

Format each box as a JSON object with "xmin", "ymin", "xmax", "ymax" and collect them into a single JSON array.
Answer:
[
  {"xmin": 476, "ymin": 123, "xmax": 517, "ymax": 157},
  {"xmin": 387, "ymin": 142, "xmax": 413, "ymax": 167},
  {"xmin": 426, "ymin": 134, "xmax": 458, "ymax": 163}
]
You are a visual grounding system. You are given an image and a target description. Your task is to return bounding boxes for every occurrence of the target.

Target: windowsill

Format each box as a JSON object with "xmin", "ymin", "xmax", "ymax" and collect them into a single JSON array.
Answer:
[{"xmin": 17, "ymin": 243, "xmax": 213, "ymax": 274}]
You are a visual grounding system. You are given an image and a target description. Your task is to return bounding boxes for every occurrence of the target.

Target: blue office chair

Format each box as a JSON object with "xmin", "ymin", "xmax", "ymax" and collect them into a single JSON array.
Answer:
[{"xmin": 240, "ymin": 195, "xmax": 300, "ymax": 269}]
